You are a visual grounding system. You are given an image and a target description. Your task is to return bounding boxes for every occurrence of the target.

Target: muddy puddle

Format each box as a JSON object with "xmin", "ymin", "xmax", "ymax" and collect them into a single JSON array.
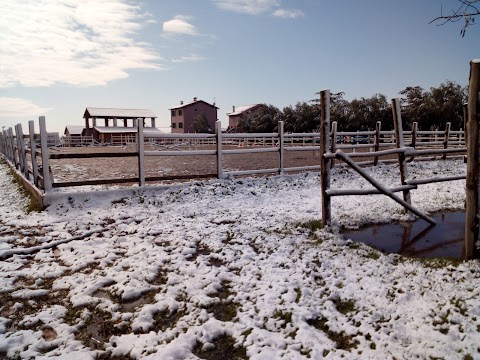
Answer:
[{"xmin": 342, "ymin": 210, "xmax": 465, "ymax": 258}]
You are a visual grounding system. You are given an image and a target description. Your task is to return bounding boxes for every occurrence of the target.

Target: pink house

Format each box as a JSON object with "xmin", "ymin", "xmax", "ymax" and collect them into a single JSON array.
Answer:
[
  {"xmin": 170, "ymin": 97, "xmax": 218, "ymax": 133},
  {"xmin": 226, "ymin": 104, "xmax": 263, "ymax": 131}
]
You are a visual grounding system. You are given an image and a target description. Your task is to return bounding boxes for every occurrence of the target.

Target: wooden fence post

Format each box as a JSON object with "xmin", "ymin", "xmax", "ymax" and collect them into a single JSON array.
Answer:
[
  {"xmin": 15, "ymin": 124, "xmax": 28, "ymax": 178},
  {"xmin": 465, "ymin": 59, "xmax": 480, "ymax": 259},
  {"xmin": 29, "ymin": 121, "xmax": 40, "ymax": 187},
  {"xmin": 320, "ymin": 90, "xmax": 332, "ymax": 227},
  {"xmin": 373, "ymin": 121, "xmax": 381, "ymax": 166},
  {"xmin": 442, "ymin": 122, "xmax": 451, "ymax": 160},
  {"xmin": 39, "ymin": 116, "xmax": 52, "ymax": 192},
  {"xmin": 3, "ymin": 130, "xmax": 9, "ymax": 162},
  {"xmin": 330, "ymin": 121, "xmax": 337, "ymax": 169},
  {"xmin": 14, "ymin": 125, "xmax": 24, "ymax": 174},
  {"xmin": 4, "ymin": 129, "xmax": 11, "ymax": 163},
  {"xmin": 9, "ymin": 128, "xmax": 19, "ymax": 169},
  {"xmin": 137, "ymin": 118, "xmax": 145, "ymax": 187},
  {"xmin": 216, "ymin": 120, "xmax": 223, "ymax": 179},
  {"xmin": 411, "ymin": 122, "xmax": 418, "ymax": 148},
  {"xmin": 278, "ymin": 121, "xmax": 284, "ymax": 175},
  {"xmin": 463, "ymin": 103, "xmax": 468, "ymax": 148},
  {"xmin": 392, "ymin": 98, "xmax": 411, "ymax": 206},
  {"xmin": 0, "ymin": 131, "xmax": 4, "ymax": 156},
  {"xmin": 5, "ymin": 129, "xmax": 13, "ymax": 162},
  {"xmin": 9, "ymin": 128, "xmax": 16, "ymax": 165}
]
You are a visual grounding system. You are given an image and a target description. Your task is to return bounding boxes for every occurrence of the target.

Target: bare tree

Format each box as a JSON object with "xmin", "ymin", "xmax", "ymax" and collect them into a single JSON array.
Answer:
[{"xmin": 430, "ymin": 1, "xmax": 480, "ymax": 36}]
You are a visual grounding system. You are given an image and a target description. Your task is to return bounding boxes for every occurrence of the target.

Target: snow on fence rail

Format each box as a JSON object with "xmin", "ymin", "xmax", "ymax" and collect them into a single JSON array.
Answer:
[{"xmin": 0, "ymin": 109, "xmax": 466, "ymax": 209}]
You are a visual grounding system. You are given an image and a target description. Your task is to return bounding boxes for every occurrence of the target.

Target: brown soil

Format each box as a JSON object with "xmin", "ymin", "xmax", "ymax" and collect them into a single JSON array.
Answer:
[
  {"xmin": 45, "ymin": 143, "xmax": 424, "ymax": 186},
  {"xmin": 47, "ymin": 144, "xmax": 323, "ymax": 184}
]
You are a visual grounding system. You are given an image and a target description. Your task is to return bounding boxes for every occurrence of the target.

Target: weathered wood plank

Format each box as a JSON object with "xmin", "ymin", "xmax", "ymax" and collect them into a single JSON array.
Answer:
[
  {"xmin": 465, "ymin": 60, "xmax": 480, "ymax": 259},
  {"xmin": 320, "ymin": 90, "xmax": 332, "ymax": 227}
]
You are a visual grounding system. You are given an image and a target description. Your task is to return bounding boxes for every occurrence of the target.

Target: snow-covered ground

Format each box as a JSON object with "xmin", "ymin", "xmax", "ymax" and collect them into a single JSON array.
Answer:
[{"xmin": 1, "ymin": 158, "xmax": 479, "ymax": 360}]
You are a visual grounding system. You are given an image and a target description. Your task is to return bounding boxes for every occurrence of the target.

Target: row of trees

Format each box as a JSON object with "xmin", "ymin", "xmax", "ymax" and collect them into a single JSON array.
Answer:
[{"xmin": 236, "ymin": 81, "xmax": 466, "ymax": 133}]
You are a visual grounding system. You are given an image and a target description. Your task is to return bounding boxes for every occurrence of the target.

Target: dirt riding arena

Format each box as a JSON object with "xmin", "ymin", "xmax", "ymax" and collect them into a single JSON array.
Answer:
[{"xmin": 48, "ymin": 144, "xmax": 323, "ymax": 184}]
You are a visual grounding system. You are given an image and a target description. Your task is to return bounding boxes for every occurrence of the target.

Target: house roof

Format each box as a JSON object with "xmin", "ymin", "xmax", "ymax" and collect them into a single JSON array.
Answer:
[
  {"xmin": 227, "ymin": 104, "xmax": 262, "ymax": 116},
  {"xmin": 93, "ymin": 126, "xmax": 165, "ymax": 135},
  {"xmin": 170, "ymin": 99, "xmax": 219, "ymax": 110},
  {"xmin": 64, "ymin": 126, "xmax": 85, "ymax": 135},
  {"xmin": 84, "ymin": 107, "xmax": 157, "ymax": 119}
]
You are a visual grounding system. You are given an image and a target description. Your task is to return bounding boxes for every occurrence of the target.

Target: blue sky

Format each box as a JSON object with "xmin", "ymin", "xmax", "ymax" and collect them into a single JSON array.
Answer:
[{"xmin": 0, "ymin": 0, "xmax": 478, "ymax": 134}]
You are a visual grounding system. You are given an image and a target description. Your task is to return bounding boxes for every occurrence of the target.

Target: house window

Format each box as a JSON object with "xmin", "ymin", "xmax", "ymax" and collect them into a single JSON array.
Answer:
[
  {"xmin": 179, "ymin": 122, "xmax": 183, "ymax": 129},
  {"xmin": 172, "ymin": 123, "xmax": 176, "ymax": 129},
  {"xmin": 171, "ymin": 110, "xmax": 176, "ymax": 117},
  {"xmin": 179, "ymin": 109, "xmax": 182, "ymax": 116}
]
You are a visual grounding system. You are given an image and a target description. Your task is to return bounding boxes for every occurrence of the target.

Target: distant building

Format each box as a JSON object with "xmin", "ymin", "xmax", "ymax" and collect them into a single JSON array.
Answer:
[
  {"xmin": 170, "ymin": 97, "xmax": 218, "ymax": 133},
  {"xmin": 64, "ymin": 126, "xmax": 85, "ymax": 137},
  {"xmin": 63, "ymin": 125, "xmax": 87, "ymax": 147},
  {"xmin": 82, "ymin": 107, "xmax": 162, "ymax": 144},
  {"xmin": 226, "ymin": 104, "xmax": 263, "ymax": 131}
]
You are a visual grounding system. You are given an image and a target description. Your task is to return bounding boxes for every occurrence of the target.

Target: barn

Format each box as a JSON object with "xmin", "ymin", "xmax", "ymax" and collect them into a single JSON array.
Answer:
[{"xmin": 82, "ymin": 107, "xmax": 162, "ymax": 144}]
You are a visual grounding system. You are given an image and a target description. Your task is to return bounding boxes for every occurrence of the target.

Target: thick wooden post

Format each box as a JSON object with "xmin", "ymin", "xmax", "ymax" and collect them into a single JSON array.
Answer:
[
  {"xmin": 320, "ymin": 90, "xmax": 332, "ymax": 227},
  {"xmin": 9, "ymin": 128, "xmax": 19, "ymax": 169},
  {"xmin": 463, "ymin": 103, "xmax": 468, "ymax": 148},
  {"xmin": 9, "ymin": 128, "xmax": 16, "ymax": 165},
  {"xmin": 442, "ymin": 122, "xmax": 451, "ymax": 160},
  {"xmin": 0, "ymin": 132, "xmax": 4, "ymax": 156},
  {"xmin": 411, "ymin": 122, "xmax": 418, "ymax": 148},
  {"xmin": 3, "ymin": 130, "xmax": 10, "ymax": 162},
  {"xmin": 465, "ymin": 60, "xmax": 480, "ymax": 259},
  {"xmin": 137, "ymin": 118, "xmax": 145, "ymax": 187},
  {"xmin": 15, "ymin": 125, "xmax": 24, "ymax": 174},
  {"xmin": 39, "ymin": 116, "xmax": 52, "ymax": 192},
  {"xmin": 15, "ymin": 124, "xmax": 28, "ymax": 177},
  {"xmin": 29, "ymin": 121, "xmax": 40, "ymax": 187},
  {"xmin": 392, "ymin": 98, "xmax": 411, "ymax": 206},
  {"xmin": 216, "ymin": 120, "xmax": 223, "ymax": 179},
  {"xmin": 330, "ymin": 121, "xmax": 337, "ymax": 169},
  {"xmin": 373, "ymin": 121, "xmax": 381, "ymax": 166},
  {"xmin": 278, "ymin": 121, "xmax": 284, "ymax": 175},
  {"xmin": 5, "ymin": 129, "xmax": 12, "ymax": 162}
]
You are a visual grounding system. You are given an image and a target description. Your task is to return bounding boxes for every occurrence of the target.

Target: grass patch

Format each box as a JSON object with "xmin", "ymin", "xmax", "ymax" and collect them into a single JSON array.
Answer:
[
  {"xmin": 296, "ymin": 219, "xmax": 323, "ymax": 234},
  {"xmin": 6, "ymin": 166, "xmax": 42, "ymax": 213},
  {"xmin": 307, "ymin": 317, "xmax": 359, "ymax": 351},
  {"xmin": 206, "ymin": 301, "xmax": 238, "ymax": 322},
  {"xmin": 333, "ymin": 298, "xmax": 357, "ymax": 316},
  {"xmin": 193, "ymin": 334, "xmax": 248, "ymax": 360},
  {"xmin": 364, "ymin": 250, "xmax": 381, "ymax": 260},
  {"xmin": 74, "ymin": 308, "xmax": 130, "ymax": 350},
  {"xmin": 151, "ymin": 309, "xmax": 185, "ymax": 332},
  {"xmin": 273, "ymin": 310, "xmax": 292, "ymax": 329},
  {"xmin": 187, "ymin": 242, "xmax": 212, "ymax": 262},
  {"xmin": 206, "ymin": 280, "xmax": 237, "ymax": 322},
  {"xmin": 417, "ymin": 257, "xmax": 464, "ymax": 269}
]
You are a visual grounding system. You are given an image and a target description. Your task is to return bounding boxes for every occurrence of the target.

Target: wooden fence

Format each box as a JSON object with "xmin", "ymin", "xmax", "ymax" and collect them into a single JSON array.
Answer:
[
  {"xmin": 318, "ymin": 89, "xmax": 469, "ymax": 257},
  {"xmin": 0, "ymin": 110, "xmax": 466, "ymax": 209}
]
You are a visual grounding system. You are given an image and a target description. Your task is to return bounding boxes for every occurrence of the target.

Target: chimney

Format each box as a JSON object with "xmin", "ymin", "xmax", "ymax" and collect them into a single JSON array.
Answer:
[
  {"xmin": 193, "ymin": 97, "xmax": 197, "ymax": 102},
  {"xmin": 180, "ymin": 100, "xmax": 183, "ymax": 105},
  {"xmin": 232, "ymin": 105, "xmax": 235, "ymax": 113}
]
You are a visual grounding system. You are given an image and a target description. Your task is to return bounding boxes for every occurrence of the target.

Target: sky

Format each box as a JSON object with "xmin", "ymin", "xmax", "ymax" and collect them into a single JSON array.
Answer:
[{"xmin": 0, "ymin": 0, "xmax": 479, "ymax": 134}]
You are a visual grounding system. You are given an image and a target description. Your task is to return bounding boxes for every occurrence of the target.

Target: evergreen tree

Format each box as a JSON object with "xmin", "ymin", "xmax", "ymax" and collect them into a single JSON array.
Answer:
[{"xmin": 192, "ymin": 113, "xmax": 213, "ymax": 133}]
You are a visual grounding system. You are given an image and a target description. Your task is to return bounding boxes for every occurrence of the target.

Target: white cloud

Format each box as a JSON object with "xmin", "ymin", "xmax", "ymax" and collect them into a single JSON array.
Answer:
[
  {"xmin": 163, "ymin": 15, "xmax": 198, "ymax": 35},
  {"xmin": 213, "ymin": 0, "xmax": 280, "ymax": 15},
  {"xmin": 273, "ymin": 8, "xmax": 304, "ymax": 19},
  {"xmin": 0, "ymin": 97, "xmax": 52, "ymax": 118},
  {"xmin": 0, "ymin": 0, "xmax": 163, "ymax": 88},
  {"xmin": 171, "ymin": 54, "xmax": 206, "ymax": 63}
]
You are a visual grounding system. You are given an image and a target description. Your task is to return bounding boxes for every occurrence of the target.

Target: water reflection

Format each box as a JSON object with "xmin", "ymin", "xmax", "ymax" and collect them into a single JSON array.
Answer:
[{"xmin": 342, "ymin": 211, "xmax": 465, "ymax": 258}]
